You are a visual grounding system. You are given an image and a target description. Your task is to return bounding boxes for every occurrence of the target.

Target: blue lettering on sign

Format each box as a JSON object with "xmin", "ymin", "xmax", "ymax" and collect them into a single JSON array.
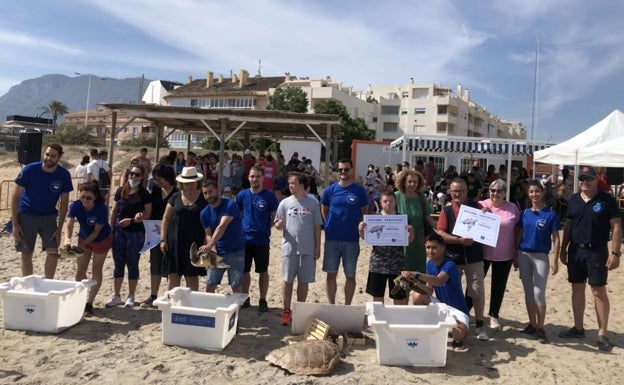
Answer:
[
  {"xmin": 406, "ymin": 340, "xmax": 419, "ymax": 348},
  {"xmin": 228, "ymin": 311, "xmax": 237, "ymax": 331},
  {"xmin": 171, "ymin": 313, "xmax": 216, "ymax": 328}
]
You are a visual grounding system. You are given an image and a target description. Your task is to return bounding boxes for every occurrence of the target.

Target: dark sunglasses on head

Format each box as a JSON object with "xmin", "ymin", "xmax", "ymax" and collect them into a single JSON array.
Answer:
[{"xmin": 337, "ymin": 167, "xmax": 351, "ymax": 173}]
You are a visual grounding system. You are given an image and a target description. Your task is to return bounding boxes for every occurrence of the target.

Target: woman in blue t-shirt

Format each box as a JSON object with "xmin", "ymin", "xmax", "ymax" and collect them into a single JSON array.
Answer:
[
  {"xmin": 516, "ymin": 180, "xmax": 561, "ymax": 343},
  {"xmin": 63, "ymin": 181, "xmax": 112, "ymax": 317}
]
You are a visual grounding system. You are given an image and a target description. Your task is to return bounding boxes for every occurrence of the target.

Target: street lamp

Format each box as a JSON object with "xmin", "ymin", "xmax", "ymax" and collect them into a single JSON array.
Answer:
[{"xmin": 75, "ymin": 73, "xmax": 91, "ymax": 128}]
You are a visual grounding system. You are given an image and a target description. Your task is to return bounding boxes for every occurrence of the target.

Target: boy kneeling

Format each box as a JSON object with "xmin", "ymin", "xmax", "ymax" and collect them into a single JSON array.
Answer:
[{"xmin": 402, "ymin": 232, "xmax": 469, "ymax": 349}]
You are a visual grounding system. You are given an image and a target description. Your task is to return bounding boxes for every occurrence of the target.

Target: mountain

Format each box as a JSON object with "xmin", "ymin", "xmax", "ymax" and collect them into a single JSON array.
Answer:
[{"xmin": 0, "ymin": 74, "xmax": 151, "ymax": 123}]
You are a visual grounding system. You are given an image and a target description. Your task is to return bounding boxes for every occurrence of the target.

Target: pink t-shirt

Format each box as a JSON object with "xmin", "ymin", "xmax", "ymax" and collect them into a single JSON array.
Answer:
[{"xmin": 478, "ymin": 199, "xmax": 520, "ymax": 261}]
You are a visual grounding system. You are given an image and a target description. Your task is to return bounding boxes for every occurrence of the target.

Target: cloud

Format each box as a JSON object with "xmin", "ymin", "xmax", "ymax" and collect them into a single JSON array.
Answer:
[{"xmin": 0, "ymin": 29, "xmax": 81, "ymax": 55}]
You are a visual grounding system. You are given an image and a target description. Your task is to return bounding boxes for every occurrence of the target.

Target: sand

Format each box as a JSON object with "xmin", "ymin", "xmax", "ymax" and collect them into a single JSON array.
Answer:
[{"xmin": 0, "ymin": 155, "xmax": 623, "ymax": 385}]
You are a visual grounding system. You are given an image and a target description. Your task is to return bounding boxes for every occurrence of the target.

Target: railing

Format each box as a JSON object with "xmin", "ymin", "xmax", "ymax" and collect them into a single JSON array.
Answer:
[{"xmin": 0, "ymin": 173, "xmax": 122, "ymax": 211}]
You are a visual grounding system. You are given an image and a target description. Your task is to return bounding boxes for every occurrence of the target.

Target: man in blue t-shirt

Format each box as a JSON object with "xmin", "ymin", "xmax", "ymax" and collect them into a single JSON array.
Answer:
[
  {"xmin": 200, "ymin": 180, "xmax": 245, "ymax": 293},
  {"xmin": 236, "ymin": 165, "xmax": 278, "ymax": 312},
  {"xmin": 320, "ymin": 158, "xmax": 368, "ymax": 305},
  {"xmin": 11, "ymin": 143, "xmax": 73, "ymax": 278},
  {"xmin": 403, "ymin": 232, "xmax": 470, "ymax": 349}
]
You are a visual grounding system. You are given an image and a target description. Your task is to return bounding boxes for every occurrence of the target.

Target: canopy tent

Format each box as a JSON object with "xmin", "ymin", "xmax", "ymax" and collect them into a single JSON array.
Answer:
[
  {"xmin": 577, "ymin": 137, "xmax": 624, "ymax": 167},
  {"xmin": 533, "ymin": 109, "xmax": 624, "ymax": 165}
]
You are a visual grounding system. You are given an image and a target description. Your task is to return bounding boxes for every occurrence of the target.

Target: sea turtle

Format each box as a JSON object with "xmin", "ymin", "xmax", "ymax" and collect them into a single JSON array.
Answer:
[
  {"xmin": 266, "ymin": 339, "xmax": 340, "ymax": 375},
  {"xmin": 189, "ymin": 242, "xmax": 230, "ymax": 268},
  {"xmin": 59, "ymin": 245, "xmax": 85, "ymax": 259},
  {"xmin": 390, "ymin": 273, "xmax": 429, "ymax": 296}
]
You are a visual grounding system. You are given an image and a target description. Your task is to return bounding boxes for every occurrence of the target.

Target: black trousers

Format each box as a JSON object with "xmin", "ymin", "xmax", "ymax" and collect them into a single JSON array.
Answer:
[{"xmin": 483, "ymin": 259, "xmax": 513, "ymax": 318}]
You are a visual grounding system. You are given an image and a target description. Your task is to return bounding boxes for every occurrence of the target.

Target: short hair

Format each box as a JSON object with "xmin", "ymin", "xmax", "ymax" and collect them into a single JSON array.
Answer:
[
  {"xmin": 90, "ymin": 148, "xmax": 99, "ymax": 157},
  {"xmin": 395, "ymin": 170, "xmax": 425, "ymax": 194},
  {"xmin": 250, "ymin": 164, "xmax": 264, "ymax": 175},
  {"xmin": 490, "ymin": 179, "xmax": 507, "ymax": 192},
  {"xmin": 450, "ymin": 177, "xmax": 467, "ymax": 188},
  {"xmin": 202, "ymin": 179, "xmax": 219, "ymax": 189},
  {"xmin": 46, "ymin": 143, "xmax": 64, "ymax": 157},
  {"xmin": 425, "ymin": 232, "xmax": 445, "ymax": 246},
  {"xmin": 380, "ymin": 191, "xmax": 396, "ymax": 200},
  {"xmin": 140, "ymin": 147, "xmax": 148, "ymax": 152},
  {"xmin": 528, "ymin": 179, "xmax": 544, "ymax": 191},
  {"xmin": 98, "ymin": 150, "xmax": 108, "ymax": 157},
  {"xmin": 337, "ymin": 158, "xmax": 352, "ymax": 166},
  {"xmin": 288, "ymin": 171, "xmax": 309, "ymax": 189},
  {"xmin": 152, "ymin": 163, "xmax": 176, "ymax": 186}
]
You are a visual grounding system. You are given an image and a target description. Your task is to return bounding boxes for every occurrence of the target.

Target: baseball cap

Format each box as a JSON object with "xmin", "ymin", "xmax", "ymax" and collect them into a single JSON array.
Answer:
[{"xmin": 578, "ymin": 166, "xmax": 597, "ymax": 179}]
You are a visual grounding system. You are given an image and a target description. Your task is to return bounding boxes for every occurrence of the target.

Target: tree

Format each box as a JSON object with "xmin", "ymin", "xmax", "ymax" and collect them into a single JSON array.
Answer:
[
  {"xmin": 313, "ymin": 100, "xmax": 375, "ymax": 159},
  {"xmin": 39, "ymin": 100, "xmax": 69, "ymax": 132},
  {"xmin": 267, "ymin": 87, "xmax": 309, "ymax": 113}
]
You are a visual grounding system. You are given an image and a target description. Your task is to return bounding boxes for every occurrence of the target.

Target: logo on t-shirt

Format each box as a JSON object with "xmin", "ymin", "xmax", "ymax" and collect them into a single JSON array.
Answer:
[
  {"xmin": 347, "ymin": 194, "xmax": 358, "ymax": 204},
  {"xmin": 50, "ymin": 180, "xmax": 63, "ymax": 193},
  {"xmin": 536, "ymin": 218, "xmax": 547, "ymax": 230},
  {"xmin": 256, "ymin": 199, "xmax": 267, "ymax": 211},
  {"xmin": 593, "ymin": 202, "xmax": 603, "ymax": 213},
  {"xmin": 288, "ymin": 206, "xmax": 311, "ymax": 217},
  {"xmin": 87, "ymin": 216, "xmax": 97, "ymax": 227}
]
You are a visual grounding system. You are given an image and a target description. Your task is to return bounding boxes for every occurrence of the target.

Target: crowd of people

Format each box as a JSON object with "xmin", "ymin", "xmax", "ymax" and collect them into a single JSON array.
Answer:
[{"xmin": 10, "ymin": 144, "xmax": 621, "ymax": 352}]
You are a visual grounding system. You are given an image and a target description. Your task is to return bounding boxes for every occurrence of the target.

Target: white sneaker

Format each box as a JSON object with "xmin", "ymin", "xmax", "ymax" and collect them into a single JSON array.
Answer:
[
  {"xmin": 124, "ymin": 295, "xmax": 135, "ymax": 308},
  {"xmin": 105, "ymin": 294, "xmax": 122, "ymax": 307},
  {"xmin": 489, "ymin": 317, "xmax": 501, "ymax": 330},
  {"xmin": 477, "ymin": 327, "xmax": 489, "ymax": 341}
]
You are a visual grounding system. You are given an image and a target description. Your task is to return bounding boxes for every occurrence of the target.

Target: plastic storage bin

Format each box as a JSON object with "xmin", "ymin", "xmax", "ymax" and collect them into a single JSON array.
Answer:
[
  {"xmin": 0, "ymin": 275, "xmax": 94, "ymax": 333},
  {"xmin": 153, "ymin": 287, "xmax": 247, "ymax": 351},
  {"xmin": 366, "ymin": 302, "xmax": 456, "ymax": 367}
]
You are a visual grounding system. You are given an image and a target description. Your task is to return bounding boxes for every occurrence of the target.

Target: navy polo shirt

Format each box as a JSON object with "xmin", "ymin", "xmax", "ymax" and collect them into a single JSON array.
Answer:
[{"xmin": 567, "ymin": 190, "xmax": 618, "ymax": 245}]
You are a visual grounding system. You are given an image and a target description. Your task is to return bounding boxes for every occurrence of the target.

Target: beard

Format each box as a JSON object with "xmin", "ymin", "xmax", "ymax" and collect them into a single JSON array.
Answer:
[{"xmin": 43, "ymin": 159, "xmax": 58, "ymax": 168}]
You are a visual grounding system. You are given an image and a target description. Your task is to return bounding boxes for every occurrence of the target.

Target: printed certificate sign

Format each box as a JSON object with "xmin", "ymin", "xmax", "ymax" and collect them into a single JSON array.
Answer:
[
  {"xmin": 451, "ymin": 205, "xmax": 500, "ymax": 247},
  {"xmin": 363, "ymin": 214, "xmax": 408, "ymax": 246},
  {"xmin": 141, "ymin": 220, "xmax": 162, "ymax": 253}
]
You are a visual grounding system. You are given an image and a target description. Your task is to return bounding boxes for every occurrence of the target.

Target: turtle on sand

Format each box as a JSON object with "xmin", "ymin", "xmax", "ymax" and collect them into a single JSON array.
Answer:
[
  {"xmin": 266, "ymin": 339, "xmax": 340, "ymax": 376},
  {"xmin": 189, "ymin": 242, "xmax": 230, "ymax": 268}
]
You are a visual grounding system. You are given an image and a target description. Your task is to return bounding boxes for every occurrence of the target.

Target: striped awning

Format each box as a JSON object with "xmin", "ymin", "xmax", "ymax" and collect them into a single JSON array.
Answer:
[{"xmin": 390, "ymin": 138, "xmax": 550, "ymax": 155}]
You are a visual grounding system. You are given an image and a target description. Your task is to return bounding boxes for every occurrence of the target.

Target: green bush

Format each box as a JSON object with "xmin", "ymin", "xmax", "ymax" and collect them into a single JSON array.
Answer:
[
  {"xmin": 121, "ymin": 136, "xmax": 169, "ymax": 148},
  {"xmin": 44, "ymin": 126, "xmax": 103, "ymax": 146}
]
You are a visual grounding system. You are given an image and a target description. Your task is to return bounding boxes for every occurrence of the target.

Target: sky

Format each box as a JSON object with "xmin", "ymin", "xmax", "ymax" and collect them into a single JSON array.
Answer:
[{"xmin": 1, "ymin": 0, "xmax": 623, "ymax": 142}]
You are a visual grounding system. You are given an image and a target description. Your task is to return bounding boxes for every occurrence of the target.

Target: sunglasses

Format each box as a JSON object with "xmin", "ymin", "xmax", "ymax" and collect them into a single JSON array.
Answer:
[
  {"xmin": 337, "ymin": 167, "xmax": 351, "ymax": 173},
  {"xmin": 489, "ymin": 189, "xmax": 503, "ymax": 194},
  {"xmin": 79, "ymin": 195, "xmax": 94, "ymax": 201},
  {"xmin": 129, "ymin": 172, "xmax": 142, "ymax": 177},
  {"xmin": 578, "ymin": 176, "xmax": 595, "ymax": 182}
]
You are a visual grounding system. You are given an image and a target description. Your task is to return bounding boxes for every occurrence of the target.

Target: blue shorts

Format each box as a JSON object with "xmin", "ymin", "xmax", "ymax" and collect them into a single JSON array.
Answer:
[
  {"xmin": 205, "ymin": 249, "xmax": 245, "ymax": 287},
  {"xmin": 322, "ymin": 240, "xmax": 360, "ymax": 276}
]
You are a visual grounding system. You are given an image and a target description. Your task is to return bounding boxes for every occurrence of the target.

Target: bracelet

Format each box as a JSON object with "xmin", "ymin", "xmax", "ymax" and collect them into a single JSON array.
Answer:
[
  {"xmin": 611, "ymin": 251, "xmax": 621, "ymax": 257},
  {"xmin": 160, "ymin": 240, "xmax": 167, "ymax": 243}
]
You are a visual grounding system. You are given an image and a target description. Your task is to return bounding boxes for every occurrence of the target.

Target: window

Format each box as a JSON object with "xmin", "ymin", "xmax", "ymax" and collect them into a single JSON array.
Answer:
[
  {"xmin": 401, "ymin": 91, "xmax": 409, "ymax": 98},
  {"xmin": 438, "ymin": 105, "xmax": 448, "ymax": 114},
  {"xmin": 381, "ymin": 106, "xmax": 399, "ymax": 115},
  {"xmin": 414, "ymin": 108, "xmax": 426, "ymax": 114},
  {"xmin": 383, "ymin": 122, "xmax": 398, "ymax": 132},
  {"xmin": 401, "ymin": 110, "xmax": 408, "ymax": 115},
  {"xmin": 412, "ymin": 88, "xmax": 428, "ymax": 98}
]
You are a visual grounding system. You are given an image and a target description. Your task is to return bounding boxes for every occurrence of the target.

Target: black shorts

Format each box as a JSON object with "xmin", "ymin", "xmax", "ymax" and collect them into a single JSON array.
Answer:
[
  {"xmin": 366, "ymin": 271, "xmax": 406, "ymax": 300},
  {"xmin": 244, "ymin": 243, "xmax": 270, "ymax": 273},
  {"xmin": 567, "ymin": 245, "xmax": 608, "ymax": 286}
]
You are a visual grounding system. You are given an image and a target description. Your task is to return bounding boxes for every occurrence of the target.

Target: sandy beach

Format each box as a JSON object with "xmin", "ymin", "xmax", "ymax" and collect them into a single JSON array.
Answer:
[{"xmin": 0, "ymin": 152, "xmax": 623, "ymax": 385}]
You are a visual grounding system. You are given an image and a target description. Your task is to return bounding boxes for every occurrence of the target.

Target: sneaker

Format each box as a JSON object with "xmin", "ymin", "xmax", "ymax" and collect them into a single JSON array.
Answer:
[
  {"xmin": 140, "ymin": 295, "xmax": 157, "ymax": 308},
  {"xmin": 241, "ymin": 297, "xmax": 251, "ymax": 309},
  {"xmin": 489, "ymin": 317, "xmax": 501, "ymax": 330},
  {"xmin": 536, "ymin": 328, "xmax": 548, "ymax": 344},
  {"xmin": 258, "ymin": 298, "xmax": 269, "ymax": 313},
  {"xmin": 279, "ymin": 308, "xmax": 292, "ymax": 325},
  {"xmin": 452, "ymin": 340, "xmax": 468, "ymax": 352},
  {"xmin": 597, "ymin": 335, "xmax": 614, "ymax": 352},
  {"xmin": 558, "ymin": 326, "xmax": 585, "ymax": 339},
  {"xmin": 521, "ymin": 324, "xmax": 538, "ymax": 335},
  {"xmin": 124, "ymin": 295, "xmax": 135, "ymax": 308},
  {"xmin": 476, "ymin": 327, "xmax": 489, "ymax": 341},
  {"xmin": 105, "ymin": 294, "xmax": 122, "ymax": 308},
  {"xmin": 84, "ymin": 303, "xmax": 95, "ymax": 317}
]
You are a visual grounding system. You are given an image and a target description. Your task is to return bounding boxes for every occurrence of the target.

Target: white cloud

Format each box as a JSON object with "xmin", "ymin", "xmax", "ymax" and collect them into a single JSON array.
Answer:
[{"xmin": 0, "ymin": 30, "xmax": 81, "ymax": 55}]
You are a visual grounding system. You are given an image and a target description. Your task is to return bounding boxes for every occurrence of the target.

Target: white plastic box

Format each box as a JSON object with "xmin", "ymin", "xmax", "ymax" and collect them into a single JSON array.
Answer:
[
  {"xmin": 0, "ymin": 275, "xmax": 94, "ymax": 333},
  {"xmin": 153, "ymin": 287, "xmax": 247, "ymax": 351},
  {"xmin": 292, "ymin": 301, "xmax": 366, "ymax": 334},
  {"xmin": 366, "ymin": 302, "xmax": 457, "ymax": 367}
]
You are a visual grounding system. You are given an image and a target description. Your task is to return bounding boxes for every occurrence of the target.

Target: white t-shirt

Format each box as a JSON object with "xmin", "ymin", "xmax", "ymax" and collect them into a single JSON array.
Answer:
[{"xmin": 86, "ymin": 159, "xmax": 110, "ymax": 183}]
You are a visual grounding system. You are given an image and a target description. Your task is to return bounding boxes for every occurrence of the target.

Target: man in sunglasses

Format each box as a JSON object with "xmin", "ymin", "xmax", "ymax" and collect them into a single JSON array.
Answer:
[
  {"xmin": 559, "ymin": 166, "xmax": 621, "ymax": 351},
  {"xmin": 320, "ymin": 159, "xmax": 368, "ymax": 305}
]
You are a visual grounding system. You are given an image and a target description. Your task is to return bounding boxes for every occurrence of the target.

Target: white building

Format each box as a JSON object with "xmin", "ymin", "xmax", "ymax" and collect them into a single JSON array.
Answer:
[
  {"xmin": 369, "ymin": 82, "xmax": 526, "ymax": 141},
  {"xmin": 142, "ymin": 80, "xmax": 183, "ymax": 105}
]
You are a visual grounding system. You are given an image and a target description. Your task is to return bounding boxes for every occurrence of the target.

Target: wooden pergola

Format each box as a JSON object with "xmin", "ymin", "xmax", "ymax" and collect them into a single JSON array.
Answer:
[{"xmin": 100, "ymin": 103, "xmax": 342, "ymax": 184}]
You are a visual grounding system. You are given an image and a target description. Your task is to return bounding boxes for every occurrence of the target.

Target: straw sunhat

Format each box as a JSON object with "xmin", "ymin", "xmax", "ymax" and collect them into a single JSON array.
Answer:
[{"xmin": 176, "ymin": 167, "xmax": 203, "ymax": 183}]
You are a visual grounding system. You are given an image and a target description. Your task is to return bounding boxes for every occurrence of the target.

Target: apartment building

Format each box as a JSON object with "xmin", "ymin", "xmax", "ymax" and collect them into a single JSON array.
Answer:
[
  {"xmin": 62, "ymin": 109, "xmax": 152, "ymax": 142},
  {"xmin": 370, "ymin": 82, "xmax": 526, "ymax": 141}
]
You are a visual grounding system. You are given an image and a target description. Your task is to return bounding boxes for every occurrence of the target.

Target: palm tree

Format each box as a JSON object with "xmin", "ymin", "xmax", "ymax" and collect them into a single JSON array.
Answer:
[{"xmin": 39, "ymin": 100, "xmax": 69, "ymax": 132}]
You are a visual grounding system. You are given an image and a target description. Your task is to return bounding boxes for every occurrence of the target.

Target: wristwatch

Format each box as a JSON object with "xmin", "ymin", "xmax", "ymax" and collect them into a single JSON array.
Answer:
[{"xmin": 611, "ymin": 251, "xmax": 621, "ymax": 257}]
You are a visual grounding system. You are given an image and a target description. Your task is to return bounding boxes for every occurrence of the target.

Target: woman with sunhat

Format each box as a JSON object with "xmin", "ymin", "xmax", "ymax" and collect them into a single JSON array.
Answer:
[{"xmin": 160, "ymin": 167, "xmax": 208, "ymax": 290}]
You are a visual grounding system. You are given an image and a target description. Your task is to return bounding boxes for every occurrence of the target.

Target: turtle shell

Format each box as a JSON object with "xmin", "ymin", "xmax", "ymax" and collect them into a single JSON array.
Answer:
[{"xmin": 266, "ymin": 339, "xmax": 340, "ymax": 375}]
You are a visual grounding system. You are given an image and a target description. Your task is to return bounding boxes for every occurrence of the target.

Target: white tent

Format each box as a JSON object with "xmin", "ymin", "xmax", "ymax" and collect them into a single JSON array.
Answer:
[
  {"xmin": 533, "ymin": 109, "xmax": 624, "ymax": 165},
  {"xmin": 577, "ymin": 136, "xmax": 624, "ymax": 167}
]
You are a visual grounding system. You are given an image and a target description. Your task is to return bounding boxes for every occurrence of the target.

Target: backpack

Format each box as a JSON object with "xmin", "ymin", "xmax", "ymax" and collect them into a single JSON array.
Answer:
[{"xmin": 98, "ymin": 160, "xmax": 111, "ymax": 189}]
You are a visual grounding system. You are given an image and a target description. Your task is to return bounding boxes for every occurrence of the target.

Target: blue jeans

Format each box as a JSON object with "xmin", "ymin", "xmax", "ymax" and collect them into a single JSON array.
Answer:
[{"xmin": 205, "ymin": 250, "xmax": 245, "ymax": 287}]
